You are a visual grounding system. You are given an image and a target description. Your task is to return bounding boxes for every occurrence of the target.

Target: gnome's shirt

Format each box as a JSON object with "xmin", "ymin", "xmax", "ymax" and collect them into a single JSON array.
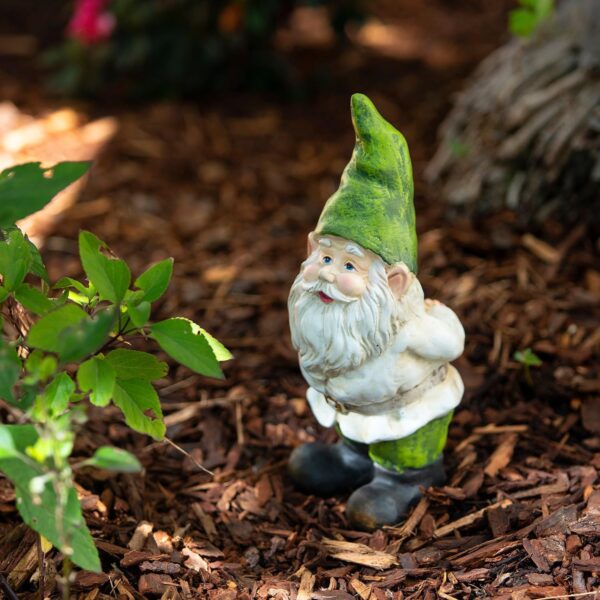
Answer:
[{"xmin": 301, "ymin": 299, "xmax": 465, "ymax": 445}]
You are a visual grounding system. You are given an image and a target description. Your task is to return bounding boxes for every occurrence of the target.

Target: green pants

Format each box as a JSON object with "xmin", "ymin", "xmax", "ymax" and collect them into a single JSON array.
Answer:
[{"xmin": 340, "ymin": 412, "xmax": 453, "ymax": 473}]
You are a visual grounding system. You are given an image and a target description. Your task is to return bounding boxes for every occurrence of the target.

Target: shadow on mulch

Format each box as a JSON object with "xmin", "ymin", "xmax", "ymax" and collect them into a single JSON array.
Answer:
[{"xmin": 1, "ymin": 0, "xmax": 600, "ymax": 598}]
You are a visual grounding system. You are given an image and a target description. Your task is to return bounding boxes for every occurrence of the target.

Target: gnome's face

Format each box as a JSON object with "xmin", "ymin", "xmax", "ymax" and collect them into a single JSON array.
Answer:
[
  {"xmin": 301, "ymin": 234, "xmax": 374, "ymax": 302},
  {"xmin": 289, "ymin": 233, "xmax": 419, "ymax": 376}
]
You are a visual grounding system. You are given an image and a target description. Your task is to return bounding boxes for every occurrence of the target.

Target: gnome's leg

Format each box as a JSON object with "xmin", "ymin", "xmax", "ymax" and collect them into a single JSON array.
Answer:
[
  {"xmin": 288, "ymin": 431, "xmax": 374, "ymax": 497},
  {"xmin": 346, "ymin": 412, "xmax": 453, "ymax": 531}
]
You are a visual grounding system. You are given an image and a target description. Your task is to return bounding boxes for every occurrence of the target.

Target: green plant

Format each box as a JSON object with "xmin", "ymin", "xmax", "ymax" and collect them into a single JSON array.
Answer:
[
  {"xmin": 448, "ymin": 138, "xmax": 470, "ymax": 159},
  {"xmin": 0, "ymin": 162, "xmax": 231, "ymax": 588},
  {"xmin": 513, "ymin": 347, "xmax": 542, "ymax": 385},
  {"xmin": 45, "ymin": 0, "xmax": 364, "ymax": 98},
  {"xmin": 509, "ymin": 0, "xmax": 554, "ymax": 37}
]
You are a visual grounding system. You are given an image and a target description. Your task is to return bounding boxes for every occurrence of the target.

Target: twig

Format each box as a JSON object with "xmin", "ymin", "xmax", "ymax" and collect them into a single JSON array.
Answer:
[
  {"xmin": 472, "ymin": 424, "xmax": 528, "ymax": 434},
  {"xmin": 163, "ymin": 436, "xmax": 213, "ymax": 476},
  {"xmin": 235, "ymin": 400, "xmax": 245, "ymax": 445}
]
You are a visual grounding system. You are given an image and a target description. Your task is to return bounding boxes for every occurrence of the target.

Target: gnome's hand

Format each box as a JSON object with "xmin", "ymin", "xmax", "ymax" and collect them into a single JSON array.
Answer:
[{"xmin": 407, "ymin": 303, "xmax": 465, "ymax": 362}]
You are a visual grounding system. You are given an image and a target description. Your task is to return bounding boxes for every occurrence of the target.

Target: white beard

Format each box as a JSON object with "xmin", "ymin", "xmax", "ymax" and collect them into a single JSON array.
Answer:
[{"xmin": 289, "ymin": 258, "xmax": 423, "ymax": 378}]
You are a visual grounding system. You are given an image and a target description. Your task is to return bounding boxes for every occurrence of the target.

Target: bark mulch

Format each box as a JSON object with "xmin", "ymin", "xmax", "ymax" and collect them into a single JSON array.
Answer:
[{"xmin": 1, "ymin": 1, "xmax": 599, "ymax": 598}]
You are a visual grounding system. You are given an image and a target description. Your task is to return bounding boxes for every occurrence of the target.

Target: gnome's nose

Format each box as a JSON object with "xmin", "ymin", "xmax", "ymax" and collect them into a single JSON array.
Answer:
[{"xmin": 320, "ymin": 269, "xmax": 335, "ymax": 283}]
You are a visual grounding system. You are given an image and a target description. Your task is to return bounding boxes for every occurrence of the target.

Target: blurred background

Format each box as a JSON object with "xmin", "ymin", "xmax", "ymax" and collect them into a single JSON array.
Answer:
[{"xmin": 0, "ymin": 0, "xmax": 599, "ymax": 597}]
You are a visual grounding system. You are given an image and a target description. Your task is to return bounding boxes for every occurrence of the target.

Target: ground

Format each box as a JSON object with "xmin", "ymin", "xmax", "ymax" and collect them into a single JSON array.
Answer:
[{"xmin": 1, "ymin": 1, "xmax": 600, "ymax": 598}]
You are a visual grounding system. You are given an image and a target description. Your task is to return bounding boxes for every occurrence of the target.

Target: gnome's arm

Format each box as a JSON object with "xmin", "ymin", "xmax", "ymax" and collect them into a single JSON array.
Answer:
[{"xmin": 406, "ymin": 300, "xmax": 464, "ymax": 362}]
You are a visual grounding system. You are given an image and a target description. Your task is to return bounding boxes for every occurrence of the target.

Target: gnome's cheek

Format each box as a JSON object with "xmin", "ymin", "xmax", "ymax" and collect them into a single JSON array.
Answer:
[{"xmin": 337, "ymin": 273, "xmax": 367, "ymax": 298}]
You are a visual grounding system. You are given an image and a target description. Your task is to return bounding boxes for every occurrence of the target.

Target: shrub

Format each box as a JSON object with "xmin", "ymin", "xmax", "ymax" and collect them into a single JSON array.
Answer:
[
  {"xmin": 0, "ymin": 161, "xmax": 230, "ymax": 584},
  {"xmin": 46, "ymin": 0, "xmax": 364, "ymax": 98}
]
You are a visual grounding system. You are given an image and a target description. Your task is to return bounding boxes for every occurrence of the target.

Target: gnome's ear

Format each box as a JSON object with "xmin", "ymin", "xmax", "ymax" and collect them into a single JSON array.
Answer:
[
  {"xmin": 307, "ymin": 232, "xmax": 318, "ymax": 257},
  {"xmin": 387, "ymin": 264, "xmax": 411, "ymax": 299}
]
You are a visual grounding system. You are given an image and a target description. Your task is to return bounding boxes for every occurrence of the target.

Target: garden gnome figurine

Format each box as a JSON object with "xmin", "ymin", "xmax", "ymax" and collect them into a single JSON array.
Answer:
[{"xmin": 288, "ymin": 94, "xmax": 465, "ymax": 530}]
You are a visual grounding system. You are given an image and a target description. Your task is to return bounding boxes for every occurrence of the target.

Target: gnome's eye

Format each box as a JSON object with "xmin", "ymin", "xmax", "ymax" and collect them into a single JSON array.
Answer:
[
  {"xmin": 322, "ymin": 256, "xmax": 333, "ymax": 264},
  {"xmin": 344, "ymin": 262, "xmax": 355, "ymax": 271}
]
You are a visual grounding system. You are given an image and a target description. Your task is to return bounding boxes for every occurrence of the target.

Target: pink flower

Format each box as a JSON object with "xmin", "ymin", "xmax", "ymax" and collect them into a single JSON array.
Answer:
[{"xmin": 68, "ymin": 0, "xmax": 115, "ymax": 45}]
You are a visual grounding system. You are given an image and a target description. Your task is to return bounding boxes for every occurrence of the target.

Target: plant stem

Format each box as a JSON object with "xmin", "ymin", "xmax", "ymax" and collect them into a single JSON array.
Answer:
[
  {"xmin": 36, "ymin": 534, "xmax": 45, "ymax": 600},
  {"xmin": 0, "ymin": 573, "xmax": 19, "ymax": 600},
  {"xmin": 62, "ymin": 556, "xmax": 71, "ymax": 600}
]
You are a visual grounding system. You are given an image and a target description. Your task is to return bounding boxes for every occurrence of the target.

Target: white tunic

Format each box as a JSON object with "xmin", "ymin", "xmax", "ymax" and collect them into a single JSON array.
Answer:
[{"xmin": 301, "ymin": 302, "xmax": 465, "ymax": 444}]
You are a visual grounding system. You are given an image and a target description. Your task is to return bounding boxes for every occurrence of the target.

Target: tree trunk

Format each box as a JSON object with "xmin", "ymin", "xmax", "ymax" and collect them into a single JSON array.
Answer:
[{"xmin": 426, "ymin": 0, "xmax": 600, "ymax": 224}]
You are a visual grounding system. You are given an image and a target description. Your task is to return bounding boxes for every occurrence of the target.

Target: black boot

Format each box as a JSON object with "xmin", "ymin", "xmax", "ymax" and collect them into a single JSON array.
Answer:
[
  {"xmin": 288, "ymin": 440, "xmax": 375, "ymax": 497},
  {"xmin": 346, "ymin": 458, "xmax": 445, "ymax": 530}
]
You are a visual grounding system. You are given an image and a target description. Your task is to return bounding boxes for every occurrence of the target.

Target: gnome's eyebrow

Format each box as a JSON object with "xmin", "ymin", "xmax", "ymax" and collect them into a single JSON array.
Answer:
[
  {"xmin": 345, "ymin": 244, "xmax": 364, "ymax": 257},
  {"xmin": 318, "ymin": 238, "xmax": 332, "ymax": 248}
]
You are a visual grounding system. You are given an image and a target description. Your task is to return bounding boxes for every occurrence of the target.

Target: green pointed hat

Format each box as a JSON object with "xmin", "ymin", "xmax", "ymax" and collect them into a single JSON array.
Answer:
[{"xmin": 315, "ymin": 93, "xmax": 417, "ymax": 272}]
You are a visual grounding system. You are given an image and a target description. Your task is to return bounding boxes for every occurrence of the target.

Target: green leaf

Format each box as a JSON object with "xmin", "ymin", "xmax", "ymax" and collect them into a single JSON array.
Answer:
[
  {"xmin": 125, "ymin": 299, "xmax": 151, "ymax": 328},
  {"xmin": 150, "ymin": 318, "xmax": 223, "ymax": 379},
  {"xmin": 125, "ymin": 289, "xmax": 144, "ymax": 304},
  {"xmin": 509, "ymin": 0, "xmax": 554, "ymax": 36},
  {"xmin": 513, "ymin": 348, "xmax": 542, "ymax": 367},
  {"xmin": 112, "ymin": 379, "xmax": 165, "ymax": 440},
  {"xmin": 25, "ymin": 428, "xmax": 73, "ymax": 462},
  {"xmin": 0, "ymin": 162, "xmax": 90, "ymax": 228},
  {"xmin": 0, "ymin": 228, "xmax": 31, "ymax": 291},
  {"xmin": 79, "ymin": 231, "xmax": 131, "ymax": 303},
  {"xmin": 509, "ymin": 9, "xmax": 537, "ymax": 36},
  {"xmin": 192, "ymin": 324, "xmax": 233, "ymax": 362},
  {"xmin": 27, "ymin": 304, "xmax": 117, "ymax": 363},
  {"xmin": 77, "ymin": 356, "xmax": 115, "ymax": 407},
  {"xmin": 0, "ymin": 424, "xmax": 101, "ymax": 572},
  {"xmin": 0, "ymin": 286, "xmax": 8, "ymax": 303},
  {"xmin": 54, "ymin": 277, "xmax": 90, "ymax": 297},
  {"xmin": 84, "ymin": 446, "xmax": 141, "ymax": 473},
  {"xmin": 25, "ymin": 351, "xmax": 57, "ymax": 384},
  {"xmin": 18, "ymin": 385, "xmax": 37, "ymax": 412},
  {"xmin": 24, "ymin": 237, "xmax": 49, "ymax": 283},
  {"xmin": 105, "ymin": 349, "xmax": 167, "ymax": 381},
  {"xmin": 14, "ymin": 283, "xmax": 53, "ymax": 315},
  {"xmin": 0, "ymin": 425, "xmax": 18, "ymax": 457},
  {"xmin": 135, "ymin": 258, "xmax": 173, "ymax": 303},
  {"xmin": 57, "ymin": 308, "xmax": 117, "ymax": 363},
  {"xmin": 44, "ymin": 372, "xmax": 75, "ymax": 414},
  {"xmin": 0, "ymin": 343, "xmax": 20, "ymax": 405},
  {"xmin": 27, "ymin": 303, "xmax": 87, "ymax": 349}
]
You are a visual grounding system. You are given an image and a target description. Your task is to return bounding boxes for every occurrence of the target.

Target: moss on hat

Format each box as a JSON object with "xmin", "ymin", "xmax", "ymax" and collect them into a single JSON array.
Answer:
[{"xmin": 315, "ymin": 94, "xmax": 417, "ymax": 272}]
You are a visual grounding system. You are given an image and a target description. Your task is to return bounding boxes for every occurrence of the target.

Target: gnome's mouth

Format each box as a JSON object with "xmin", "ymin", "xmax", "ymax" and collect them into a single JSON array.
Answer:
[{"xmin": 317, "ymin": 291, "xmax": 334, "ymax": 304}]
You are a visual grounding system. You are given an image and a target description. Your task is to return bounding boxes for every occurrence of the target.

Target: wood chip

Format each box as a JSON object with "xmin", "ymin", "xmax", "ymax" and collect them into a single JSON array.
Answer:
[
  {"xmin": 571, "ymin": 557, "xmax": 600, "ymax": 572},
  {"xmin": 139, "ymin": 560, "xmax": 182, "ymax": 575},
  {"xmin": 434, "ymin": 499, "xmax": 512, "ymax": 538},
  {"xmin": 320, "ymin": 539, "xmax": 398, "ymax": 570},
  {"xmin": 191, "ymin": 503, "xmax": 218, "ymax": 542},
  {"xmin": 384, "ymin": 497, "xmax": 429, "ymax": 539},
  {"xmin": 349, "ymin": 578, "xmax": 372, "ymax": 600},
  {"xmin": 522, "ymin": 233, "xmax": 562, "ymax": 264},
  {"xmin": 296, "ymin": 568, "xmax": 315, "ymax": 600},
  {"xmin": 181, "ymin": 547, "xmax": 209, "ymax": 573},
  {"xmin": 484, "ymin": 433, "xmax": 518, "ymax": 477},
  {"xmin": 138, "ymin": 573, "xmax": 173, "ymax": 597},
  {"xmin": 534, "ymin": 505, "xmax": 577, "ymax": 536},
  {"xmin": 74, "ymin": 571, "xmax": 110, "ymax": 589},
  {"xmin": 454, "ymin": 568, "xmax": 490, "ymax": 582},
  {"xmin": 129, "ymin": 520, "xmax": 154, "ymax": 551},
  {"xmin": 121, "ymin": 551, "xmax": 168, "ymax": 568}
]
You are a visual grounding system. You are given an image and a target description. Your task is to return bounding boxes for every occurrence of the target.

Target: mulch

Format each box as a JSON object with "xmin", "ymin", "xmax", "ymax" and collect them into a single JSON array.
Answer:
[{"xmin": 1, "ymin": 1, "xmax": 600, "ymax": 598}]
